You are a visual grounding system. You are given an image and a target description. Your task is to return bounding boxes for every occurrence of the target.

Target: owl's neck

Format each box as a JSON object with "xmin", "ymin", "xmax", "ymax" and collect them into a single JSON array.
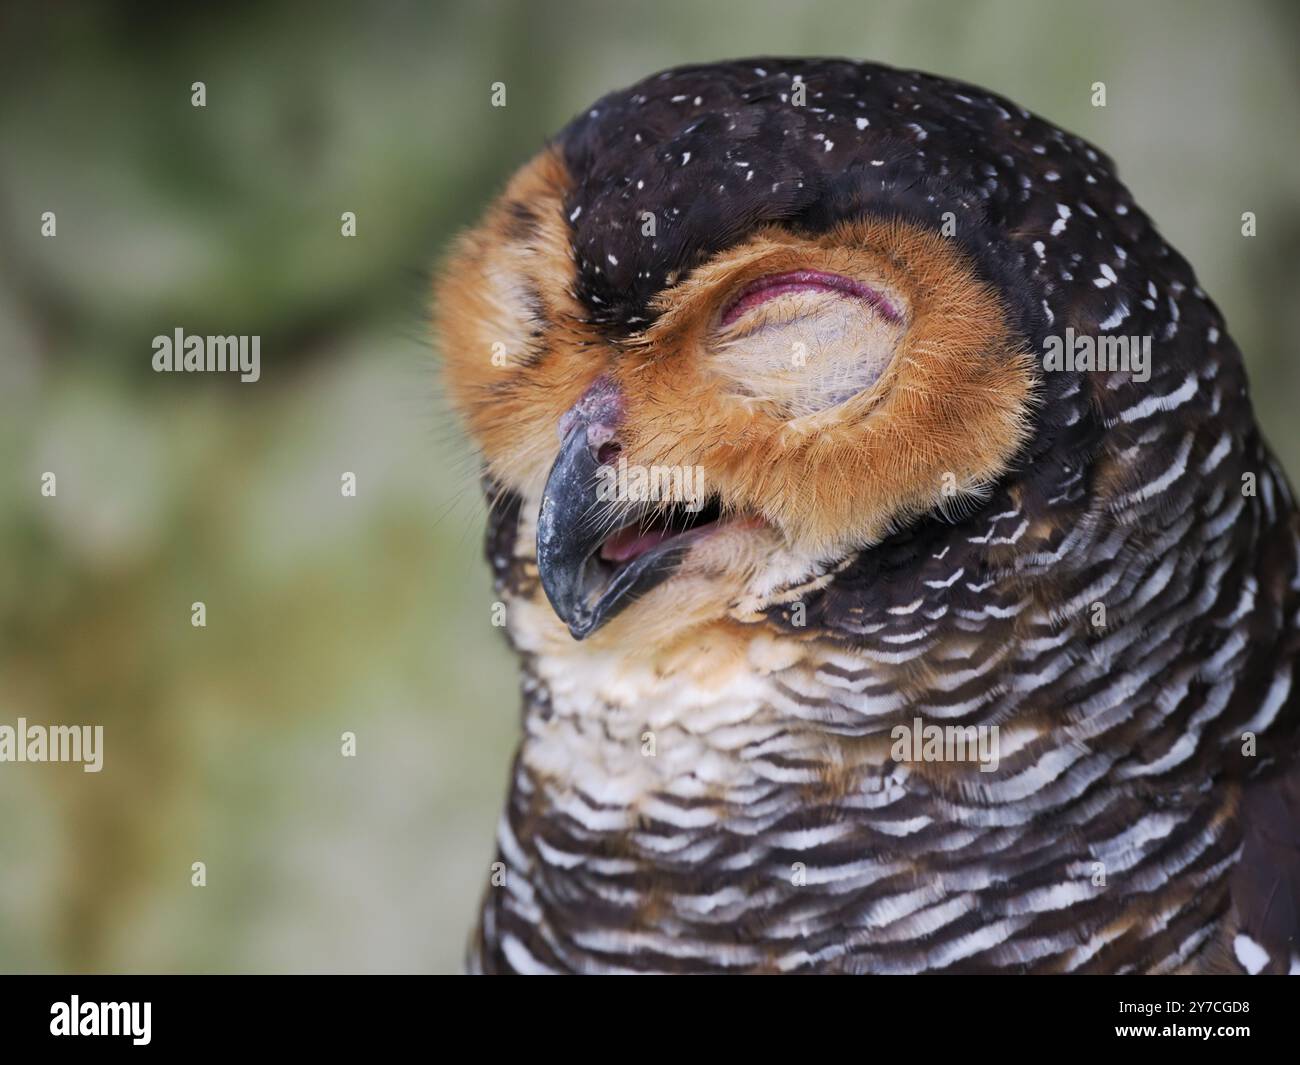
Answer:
[{"xmin": 517, "ymin": 616, "xmax": 813, "ymax": 800}]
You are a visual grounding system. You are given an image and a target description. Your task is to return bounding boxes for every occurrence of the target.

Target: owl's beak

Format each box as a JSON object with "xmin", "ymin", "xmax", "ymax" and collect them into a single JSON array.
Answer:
[
  {"xmin": 536, "ymin": 416, "xmax": 679, "ymax": 640},
  {"xmin": 536, "ymin": 376, "xmax": 726, "ymax": 640}
]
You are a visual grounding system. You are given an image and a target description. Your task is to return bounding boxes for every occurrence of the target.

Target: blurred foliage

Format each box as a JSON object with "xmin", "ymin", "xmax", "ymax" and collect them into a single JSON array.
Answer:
[{"xmin": 0, "ymin": 0, "xmax": 1296, "ymax": 972}]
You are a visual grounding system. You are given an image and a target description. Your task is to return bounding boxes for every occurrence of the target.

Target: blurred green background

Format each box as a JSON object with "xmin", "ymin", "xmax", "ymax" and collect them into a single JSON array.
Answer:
[{"xmin": 0, "ymin": 0, "xmax": 1296, "ymax": 973}]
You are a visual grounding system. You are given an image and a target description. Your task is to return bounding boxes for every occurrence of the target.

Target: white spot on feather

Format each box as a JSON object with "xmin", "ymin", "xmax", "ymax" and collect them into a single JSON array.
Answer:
[
  {"xmin": 1098, "ymin": 299, "xmax": 1130, "ymax": 330},
  {"xmin": 1234, "ymin": 935, "xmax": 1269, "ymax": 975}
]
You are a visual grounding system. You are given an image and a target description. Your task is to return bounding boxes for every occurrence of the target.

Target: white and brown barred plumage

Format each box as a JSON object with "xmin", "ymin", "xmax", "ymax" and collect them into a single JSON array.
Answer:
[{"xmin": 433, "ymin": 58, "xmax": 1300, "ymax": 974}]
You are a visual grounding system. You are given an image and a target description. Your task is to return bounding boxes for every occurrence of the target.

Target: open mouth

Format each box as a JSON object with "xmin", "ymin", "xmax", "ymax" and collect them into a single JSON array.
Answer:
[
  {"xmin": 720, "ymin": 269, "xmax": 902, "ymax": 328},
  {"xmin": 588, "ymin": 492, "xmax": 723, "ymax": 585},
  {"xmin": 555, "ymin": 496, "xmax": 724, "ymax": 640},
  {"xmin": 535, "ymin": 413, "xmax": 732, "ymax": 642},
  {"xmin": 534, "ymin": 374, "xmax": 744, "ymax": 640},
  {"xmin": 598, "ymin": 496, "xmax": 724, "ymax": 563}
]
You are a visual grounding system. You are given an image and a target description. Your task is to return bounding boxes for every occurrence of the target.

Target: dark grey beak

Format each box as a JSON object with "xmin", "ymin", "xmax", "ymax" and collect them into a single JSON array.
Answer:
[
  {"xmin": 536, "ymin": 420, "xmax": 673, "ymax": 640},
  {"xmin": 536, "ymin": 375, "xmax": 720, "ymax": 639}
]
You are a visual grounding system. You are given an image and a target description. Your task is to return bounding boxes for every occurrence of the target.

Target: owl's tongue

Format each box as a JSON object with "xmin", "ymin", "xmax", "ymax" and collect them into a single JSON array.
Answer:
[
  {"xmin": 600, "ymin": 524, "xmax": 674, "ymax": 563},
  {"xmin": 596, "ymin": 499, "xmax": 725, "ymax": 566}
]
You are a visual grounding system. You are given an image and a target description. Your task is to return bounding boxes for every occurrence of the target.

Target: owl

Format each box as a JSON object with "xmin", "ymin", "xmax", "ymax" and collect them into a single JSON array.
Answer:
[{"xmin": 434, "ymin": 58, "xmax": 1300, "ymax": 974}]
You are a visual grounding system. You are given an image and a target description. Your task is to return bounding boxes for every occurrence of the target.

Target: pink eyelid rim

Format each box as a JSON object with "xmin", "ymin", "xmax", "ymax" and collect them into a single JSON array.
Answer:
[{"xmin": 719, "ymin": 269, "xmax": 902, "ymax": 328}]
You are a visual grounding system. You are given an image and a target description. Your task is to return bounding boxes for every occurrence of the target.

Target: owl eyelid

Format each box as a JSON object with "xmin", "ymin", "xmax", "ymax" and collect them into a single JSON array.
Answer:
[
  {"xmin": 719, "ymin": 269, "xmax": 902, "ymax": 330},
  {"xmin": 703, "ymin": 268, "xmax": 907, "ymax": 419}
]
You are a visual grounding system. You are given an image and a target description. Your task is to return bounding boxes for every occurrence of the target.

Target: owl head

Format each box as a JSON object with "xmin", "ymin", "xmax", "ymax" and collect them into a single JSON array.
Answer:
[{"xmin": 434, "ymin": 59, "xmax": 1250, "ymax": 658}]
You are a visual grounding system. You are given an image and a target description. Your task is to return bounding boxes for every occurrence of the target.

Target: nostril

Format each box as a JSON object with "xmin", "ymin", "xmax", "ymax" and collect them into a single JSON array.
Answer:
[{"xmin": 596, "ymin": 441, "xmax": 622, "ymax": 466}]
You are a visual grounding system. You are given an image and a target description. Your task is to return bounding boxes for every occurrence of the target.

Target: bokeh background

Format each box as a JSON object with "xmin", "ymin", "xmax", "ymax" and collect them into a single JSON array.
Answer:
[{"xmin": 1, "ymin": 0, "xmax": 1297, "ymax": 973}]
